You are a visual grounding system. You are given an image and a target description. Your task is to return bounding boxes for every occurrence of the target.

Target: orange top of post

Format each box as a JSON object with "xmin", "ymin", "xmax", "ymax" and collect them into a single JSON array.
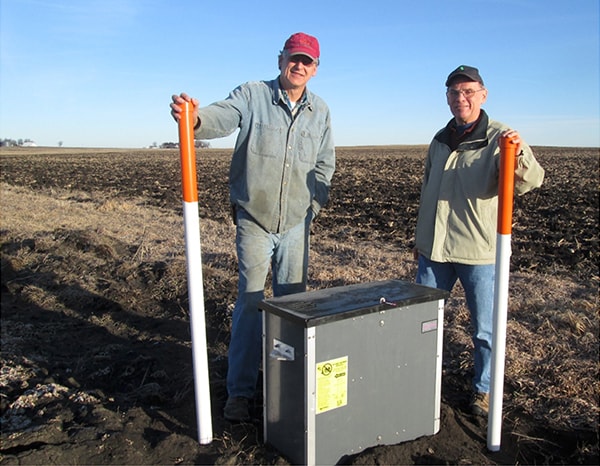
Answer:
[
  {"xmin": 178, "ymin": 101, "xmax": 199, "ymax": 203},
  {"xmin": 497, "ymin": 135, "xmax": 518, "ymax": 234}
]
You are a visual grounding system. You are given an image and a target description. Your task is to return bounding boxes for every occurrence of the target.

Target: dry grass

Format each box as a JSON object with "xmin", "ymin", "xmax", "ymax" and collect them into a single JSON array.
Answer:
[{"xmin": 2, "ymin": 179, "xmax": 597, "ymax": 435}]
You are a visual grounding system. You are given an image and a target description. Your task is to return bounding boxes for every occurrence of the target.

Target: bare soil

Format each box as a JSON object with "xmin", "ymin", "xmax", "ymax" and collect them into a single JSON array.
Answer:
[{"xmin": 1, "ymin": 146, "xmax": 598, "ymax": 465}]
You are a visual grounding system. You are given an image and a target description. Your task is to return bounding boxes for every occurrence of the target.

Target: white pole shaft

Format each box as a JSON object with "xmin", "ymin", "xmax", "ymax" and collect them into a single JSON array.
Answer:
[
  {"xmin": 487, "ymin": 232, "xmax": 511, "ymax": 451},
  {"xmin": 183, "ymin": 200, "xmax": 213, "ymax": 444}
]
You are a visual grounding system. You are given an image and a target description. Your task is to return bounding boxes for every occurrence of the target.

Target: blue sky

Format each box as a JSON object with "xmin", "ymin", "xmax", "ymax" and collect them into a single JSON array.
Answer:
[{"xmin": 1, "ymin": 0, "xmax": 598, "ymax": 148}]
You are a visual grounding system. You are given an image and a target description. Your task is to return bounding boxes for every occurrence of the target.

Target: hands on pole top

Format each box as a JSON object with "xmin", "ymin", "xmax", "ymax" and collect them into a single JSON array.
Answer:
[
  {"xmin": 499, "ymin": 129, "xmax": 522, "ymax": 155},
  {"xmin": 171, "ymin": 93, "xmax": 200, "ymax": 127},
  {"xmin": 169, "ymin": 94, "xmax": 521, "ymax": 155}
]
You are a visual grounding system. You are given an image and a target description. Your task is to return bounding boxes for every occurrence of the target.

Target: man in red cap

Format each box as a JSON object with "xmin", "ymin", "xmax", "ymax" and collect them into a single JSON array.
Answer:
[{"xmin": 170, "ymin": 32, "xmax": 335, "ymax": 422}]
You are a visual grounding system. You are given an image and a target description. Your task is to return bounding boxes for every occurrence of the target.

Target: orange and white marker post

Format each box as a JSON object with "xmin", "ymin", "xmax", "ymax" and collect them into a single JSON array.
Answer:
[
  {"xmin": 178, "ymin": 100, "xmax": 213, "ymax": 444},
  {"xmin": 487, "ymin": 134, "xmax": 518, "ymax": 452}
]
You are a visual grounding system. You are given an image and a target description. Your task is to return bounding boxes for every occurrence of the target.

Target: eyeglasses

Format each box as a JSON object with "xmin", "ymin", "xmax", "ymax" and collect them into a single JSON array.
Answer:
[
  {"xmin": 289, "ymin": 55, "xmax": 317, "ymax": 66},
  {"xmin": 446, "ymin": 88, "xmax": 485, "ymax": 99}
]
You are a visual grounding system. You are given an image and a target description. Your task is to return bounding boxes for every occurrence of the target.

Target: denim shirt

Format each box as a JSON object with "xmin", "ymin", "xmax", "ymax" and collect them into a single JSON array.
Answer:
[{"xmin": 195, "ymin": 78, "xmax": 336, "ymax": 233}]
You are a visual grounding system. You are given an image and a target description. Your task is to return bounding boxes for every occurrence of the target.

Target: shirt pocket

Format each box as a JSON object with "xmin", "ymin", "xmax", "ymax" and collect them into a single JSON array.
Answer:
[
  {"xmin": 297, "ymin": 129, "xmax": 319, "ymax": 164},
  {"xmin": 250, "ymin": 122, "xmax": 285, "ymax": 158}
]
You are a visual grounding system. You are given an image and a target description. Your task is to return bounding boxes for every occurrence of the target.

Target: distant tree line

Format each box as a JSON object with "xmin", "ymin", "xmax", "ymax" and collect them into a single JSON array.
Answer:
[
  {"xmin": 150, "ymin": 140, "xmax": 211, "ymax": 149},
  {"xmin": 1, "ymin": 138, "xmax": 37, "ymax": 147},
  {"xmin": 1, "ymin": 138, "xmax": 211, "ymax": 149}
]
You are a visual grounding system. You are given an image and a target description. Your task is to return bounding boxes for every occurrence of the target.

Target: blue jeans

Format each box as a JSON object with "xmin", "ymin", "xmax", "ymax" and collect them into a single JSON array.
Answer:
[
  {"xmin": 416, "ymin": 255, "xmax": 494, "ymax": 394},
  {"xmin": 226, "ymin": 208, "xmax": 311, "ymax": 399}
]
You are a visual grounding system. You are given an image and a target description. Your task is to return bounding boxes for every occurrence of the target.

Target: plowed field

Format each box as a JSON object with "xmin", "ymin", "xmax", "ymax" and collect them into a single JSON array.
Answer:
[{"xmin": 1, "ymin": 146, "xmax": 598, "ymax": 465}]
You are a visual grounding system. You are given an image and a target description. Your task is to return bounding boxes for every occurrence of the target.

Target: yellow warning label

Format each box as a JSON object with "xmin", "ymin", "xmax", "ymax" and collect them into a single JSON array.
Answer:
[{"xmin": 316, "ymin": 356, "xmax": 348, "ymax": 414}]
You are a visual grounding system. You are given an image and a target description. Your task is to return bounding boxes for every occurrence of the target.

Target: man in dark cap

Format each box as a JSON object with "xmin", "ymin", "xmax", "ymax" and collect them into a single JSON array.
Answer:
[
  {"xmin": 413, "ymin": 65, "xmax": 544, "ymax": 417},
  {"xmin": 170, "ymin": 32, "xmax": 335, "ymax": 422}
]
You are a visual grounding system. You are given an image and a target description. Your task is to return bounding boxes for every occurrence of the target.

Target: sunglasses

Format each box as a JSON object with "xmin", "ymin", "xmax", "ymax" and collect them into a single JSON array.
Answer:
[{"xmin": 289, "ymin": 55, "xmax": 316, "ymax": 66}]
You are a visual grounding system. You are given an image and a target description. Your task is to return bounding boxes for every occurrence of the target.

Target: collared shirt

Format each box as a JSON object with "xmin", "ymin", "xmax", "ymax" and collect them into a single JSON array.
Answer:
[
  {"xmin": 281, "ymin": 88, "xmax": 305, "ymax": 117},
  {"xmin": 415, "ymin": 110, "xmax": 545, "ymax": 264},
  {"xmin": 195, "ymin": 78, "xmax": 335, "ymax": 233}
]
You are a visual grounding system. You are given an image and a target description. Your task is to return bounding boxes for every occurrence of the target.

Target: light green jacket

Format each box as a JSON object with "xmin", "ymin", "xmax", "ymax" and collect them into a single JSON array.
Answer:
[{"xmin": 415, "ymin": 111, "xmax": 545, "ymax": 264}]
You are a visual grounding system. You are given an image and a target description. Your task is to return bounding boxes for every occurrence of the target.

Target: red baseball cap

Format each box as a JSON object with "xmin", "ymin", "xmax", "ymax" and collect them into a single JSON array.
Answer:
[{"xmin": 283, "ymin": 32, "xmax": 320, "ymax": 61}]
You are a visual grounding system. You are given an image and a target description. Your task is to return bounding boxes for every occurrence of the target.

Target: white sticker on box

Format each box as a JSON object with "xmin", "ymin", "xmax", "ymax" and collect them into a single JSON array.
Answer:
[{"xmin": 421, "ymin": 319, "xmax": 438, "ymax": 333}]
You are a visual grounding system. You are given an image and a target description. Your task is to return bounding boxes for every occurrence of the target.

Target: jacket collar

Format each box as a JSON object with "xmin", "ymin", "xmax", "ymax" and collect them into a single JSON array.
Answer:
[{"xmin": 436, "ymin": 109, "xmax": 490, "ymax": 151}]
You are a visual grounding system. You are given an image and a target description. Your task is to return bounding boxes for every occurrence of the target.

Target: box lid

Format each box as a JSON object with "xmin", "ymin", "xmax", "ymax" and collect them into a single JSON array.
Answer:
[{"xmin": 259, "ymin": 280, "xmax": 449, "ymax": 327}]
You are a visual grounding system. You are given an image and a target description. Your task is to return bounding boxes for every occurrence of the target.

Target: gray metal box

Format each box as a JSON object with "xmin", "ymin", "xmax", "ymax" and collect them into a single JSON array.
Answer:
[{"xmin": 260, "ymin": 280, "xmax": 449, "ymax": 466}]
